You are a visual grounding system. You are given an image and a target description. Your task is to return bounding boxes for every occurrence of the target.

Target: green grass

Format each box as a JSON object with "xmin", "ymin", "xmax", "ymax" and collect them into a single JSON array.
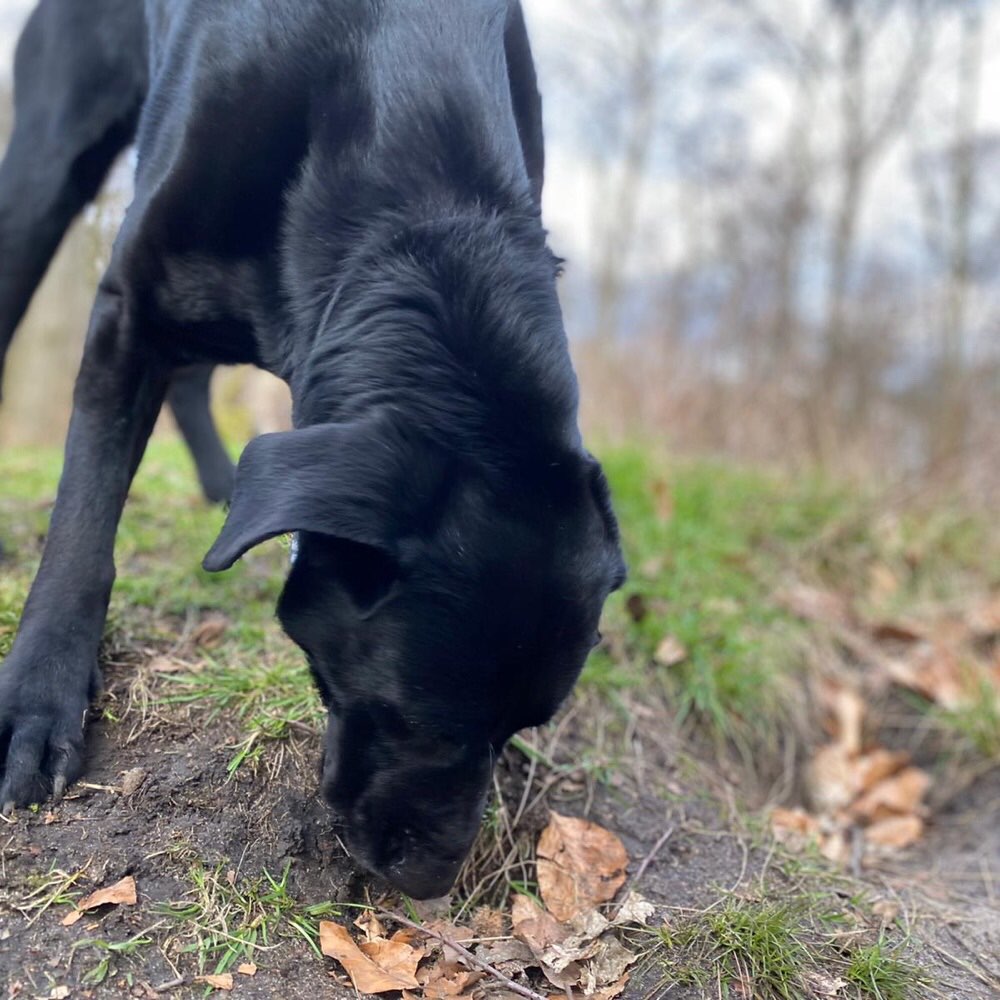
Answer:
[
  {"xmin": 653, "ymin": 893, "xmax": 926, "ymax": 1000},
  {"xmin": 157, "ymin": 860, "xmax": 340, "ymax": 974},
  {"xmin": 2, "ymin": 438, "xmax": 996, "ymax": 764},
  {"xmin": 594, "ymin": 445, "xmax": 998, "ymax": 750},
  {"xmin": 845, "ymin": 936, "xmax": 927, "ymax": 1000}
]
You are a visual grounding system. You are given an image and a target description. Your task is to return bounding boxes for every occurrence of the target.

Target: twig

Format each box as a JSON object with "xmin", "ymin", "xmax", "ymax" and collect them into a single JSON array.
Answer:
[
  {"xmin": 378, "ymin": 909, "xmax": 549, "ymax": 1000},
  {"xmin": 151, "ymin": 977, "xmax": 185, "ymax": 993},
  {"xmin": 611, "ymin": 825, "xmax": 675, "ymax": 921}
]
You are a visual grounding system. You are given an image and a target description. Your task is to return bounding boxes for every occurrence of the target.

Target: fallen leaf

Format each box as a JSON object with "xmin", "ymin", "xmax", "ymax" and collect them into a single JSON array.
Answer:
[
  {"xmin": 424, "ymin": 920, "xmax": 475, "ymax": 965},
  {"xmin": 968, "ymin": 595, "xmax": 1000, "ymax": 637},
  {"xmin": 190, "ymin": 614, "xmax": 229, "ymax": 649},
  {"xmin": 654, "ymin": 636, "xmax": 687, "ymax": 669},
  {"xmin": 777, "ymin": 585, "xmax": 851, "ymax": 627},
  {"xmin": 805, "ymin": 970, "xmax": 848, "ymax": 996},
  {"xmin": 147, "ymin": 656, "xmax": 187, "ymax": 674},
  {"xmin": 583, "ymin": 936, "xmax": 636, "ymax": 988},
  {"xmin": 865, "ymin": 815, "xmax": 924, "ymax": 849},
  {"xmin": 884, "ymin": 643, "xmax": 967, "ymax": 709},
  {"xmin": 547, "ymin": 974, "xmax": 630, "ymax": 1000},
  {"xmin": 819, "ymin": 679, "xmax": 865, "ymax": 755},
  {"xmin": 611, "ymin": 891, "xmax": 656, "ymax": 926},
  {"xmin": 871, "ymin": 900, "xmax": 901, "ymax": 929},
  {"xmin": 807, "ymin": 744, "xmax": 858, "ymax": 814},
  {"xmin": 195, "ymin": 974, "xmax": 233, "ymax": 991},
  {"xmin": 851, "ymin": 767, "xmax": 930, "ymax": 823},
  {"xmin": 511, "ymin": 894, "xmax": 569, "ymax": 953},
  {"xmin": 536, "ymin": 813, "xmax": 628, "ymax": 922},
  {"xmin": 868, "ymin": 564, "xmax": 899, "ymax": 604},
  {"xmin": 474, "ymin": 938, "xmax": 534, "ymax": 969},
  {"xmin": 770, "ymin": 807, "xmax": 821, "ymax": 851},
  {"xmin": 354, "ymin": 909, "xmax": 387, "ymax": 943},
  {"xmin": 49, "ymin": 989, "xmax": 70, "ymax": 1000},
  {"xmin": 855, "ymin": 749, "xmax": 910, "ymax": 794},
  {"xmin": 418, "ymin": 960, "xmax": 483, "ymax": 998},
  {"xmin": 320, "ymin": 921, "xmax": 422, "ymax": 993},
  {"xmin": 61, "ymin": 876, "xmax": 137, "ymax": 926},
  {"xmin": 120, "ymin": 768, "xmax": 147, "ymax": 797},
  {"xmin": 469, "ymin": 905, "xmax": 505, "ymax": 939},
  {"xmin": 237, "ymin": 963, "xmax": 257, "ymax": 977}
]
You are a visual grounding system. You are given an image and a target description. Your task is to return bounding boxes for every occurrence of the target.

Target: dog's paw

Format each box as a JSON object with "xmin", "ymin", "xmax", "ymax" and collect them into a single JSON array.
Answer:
[{"xmin": 0, "ymin": 645, "xmax": 99, "ymax": 814}]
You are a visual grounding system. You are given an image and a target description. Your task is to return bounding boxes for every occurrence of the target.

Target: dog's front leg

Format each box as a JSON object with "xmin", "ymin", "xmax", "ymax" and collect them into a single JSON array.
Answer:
[{"xmin": 0, "ymin": 285, "xmax": 168, "ymax": 811}]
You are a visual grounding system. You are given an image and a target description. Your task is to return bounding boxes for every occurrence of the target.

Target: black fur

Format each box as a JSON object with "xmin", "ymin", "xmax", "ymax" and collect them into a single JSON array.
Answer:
[{"xmin": 0, "ymin": 0, "xmax": 624, "ymax": 899}]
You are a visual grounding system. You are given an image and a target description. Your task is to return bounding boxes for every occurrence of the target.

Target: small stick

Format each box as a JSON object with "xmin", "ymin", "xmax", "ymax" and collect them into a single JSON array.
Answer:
[
  {"xmin": 611, "ymin": 825, "xmax": 675, "ymax": 921},
  {"xmin": 379, "ymin": 910, "xmax": 549, "ymax": 1000},
  {"xmin": 151, "ymin": 977, "xmax": 186, "ymax": 993}
]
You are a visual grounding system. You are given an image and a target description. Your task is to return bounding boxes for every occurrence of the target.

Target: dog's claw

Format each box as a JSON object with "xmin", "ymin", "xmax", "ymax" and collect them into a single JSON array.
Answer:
[
  {"xmin": 52, "ymin": 774, "xmax": 67, "ymax": 802},
  {"xmin": 1, "ymin": 800, "xmax": 14, "ymax": 819}
]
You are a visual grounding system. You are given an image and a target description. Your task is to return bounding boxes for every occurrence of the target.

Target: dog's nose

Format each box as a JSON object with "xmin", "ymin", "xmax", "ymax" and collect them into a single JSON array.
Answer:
[{"xmin": 386, "ymin": 853, "xmax": 464, "ymax": 900}]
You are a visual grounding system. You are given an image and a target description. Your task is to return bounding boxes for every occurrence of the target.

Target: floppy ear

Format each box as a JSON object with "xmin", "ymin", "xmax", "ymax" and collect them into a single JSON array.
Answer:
[{"xmin": 203, "ymin": 414, "xmax": 436, "ymax": 572}]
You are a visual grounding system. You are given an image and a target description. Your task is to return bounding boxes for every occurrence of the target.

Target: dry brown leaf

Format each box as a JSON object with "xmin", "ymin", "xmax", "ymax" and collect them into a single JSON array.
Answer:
[
  {"xmin": 469, "ymin": 905, "xmax": 506, "ymax": 939},
  {"xmin": 871, "ymin": 900, "xmax": 901, "ymax": 929},
  {"xmin": 868, "ymin": 564, "xmax": 900, "ymax": 604},
  {"xmin": 148, "ymin": 656, "xmax": 187, "ymax": 674},
  {"xmin": 195, "ymin": 975, "xmax": 233, "ymax": 991},
  {"xmin": 474, "ymin": 938, "xmax": 535, "ymax": 969},
  {"xmin": 777, "ymin": 585, "xmax": 851, "ymax": 627},
  {"xmin": 354, "ymin": 909, "xmax": 387, "ymax": 943},
  {"xmin": 320, "ymin": 921, "xmax": 422, "ymax": 993},
  {"xmin": 884, "ymin": 643, "xmax": 967, "ymax": 709},
  {"xmin": 536, "ymin": 813, "xmax": 628, "ymax": 922},
  {"xmin": 855, "ymin": 749, "xmax": 910, "ymax": 794},
  {"xmin": 770, "ymin": 807, "xmax": 821, "ymax": 851},
  {"xmin": 654, "ymin": 635, "xmax": 687, "ymax": 669},
  {"xmin": 583, "ymin": 936, "xmax": 636, "ymax": 989},
  {"xmin": 61, "ymin": 876, "xmax": 137, "ymax": 926},
  {"xmin": 968, "ymin": 595, "xmax": 1000, "ymax": 637},
  {"xmin": 611, "ymin": 891, "xmax": 655, "ymax": 926},
  {"xmin": 865, "ymin": 815, "xmax": 924, "ymax": 849},
  {"xmin": 425, "ymin": 920, "xmax": 475, "ymax": 965},
  {"xmin": 419, "ymin": 960, "xmax": 483, "ymax": 998},
  {"xmin": 237, "ymin": 963, "xmax": 257, "ymax": 977},
  {"xmin": 120, "ymin": 768, "xmax": 147, "ymax": 798},
  {"xmin": 851, "ymin": 767, "xmax": 930, "ymax": 823},
  {"xmin": 546, "ymin": 974, "xmax": 630, "ymax": 1000},
  {"xmin": 819, "ymin": 830, "xmax": 850, "ymax": 865},
  {"xmin": 819, "ymin": 679, "xmax": 865, "ymax": 755},
  {"xmin": 512, "ymin": 894, "xmax": 569, "ymax": 953},
  {"xmin": 807, "ymin": 744, "xmax": 858, "ymax": 814},
  {"xmin": 190, "ymin": 614, "xmax": 229, "ymax": 649}
]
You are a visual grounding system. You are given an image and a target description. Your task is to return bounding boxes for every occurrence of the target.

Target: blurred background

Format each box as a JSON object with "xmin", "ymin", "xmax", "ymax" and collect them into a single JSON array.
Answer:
[{"xmin": 1, "ymin": 0, "xmax": 998, "ymax": 502}]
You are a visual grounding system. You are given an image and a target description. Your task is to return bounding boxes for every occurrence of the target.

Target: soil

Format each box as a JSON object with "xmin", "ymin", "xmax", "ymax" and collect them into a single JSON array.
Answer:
[{"xmin": 2, "ymin": 660, "xmax": 998, "ymax": 1000}]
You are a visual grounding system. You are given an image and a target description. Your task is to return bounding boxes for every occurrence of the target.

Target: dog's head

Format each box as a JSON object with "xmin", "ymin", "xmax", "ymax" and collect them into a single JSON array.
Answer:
[{"xmin": 204, "ymin": 412, "xmax": 624, "ymax": 898}]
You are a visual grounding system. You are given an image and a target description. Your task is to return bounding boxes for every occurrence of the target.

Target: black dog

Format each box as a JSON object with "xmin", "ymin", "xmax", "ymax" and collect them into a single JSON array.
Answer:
[{"xmin": 0, "ymin": 0, "xmax": 625, "ymax": 899}]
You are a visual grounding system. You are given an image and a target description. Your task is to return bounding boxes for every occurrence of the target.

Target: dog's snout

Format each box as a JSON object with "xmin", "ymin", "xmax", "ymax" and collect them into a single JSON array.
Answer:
[{"xmin": 388, "ymin": 857, "xmax": 464, "ymax": 901}]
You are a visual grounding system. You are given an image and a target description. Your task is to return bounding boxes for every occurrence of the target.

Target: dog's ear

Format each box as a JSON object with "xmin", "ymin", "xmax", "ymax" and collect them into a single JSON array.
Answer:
[{"xmin": 203, "ymin": 414, "xmax": 438, "ymax": 572}]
